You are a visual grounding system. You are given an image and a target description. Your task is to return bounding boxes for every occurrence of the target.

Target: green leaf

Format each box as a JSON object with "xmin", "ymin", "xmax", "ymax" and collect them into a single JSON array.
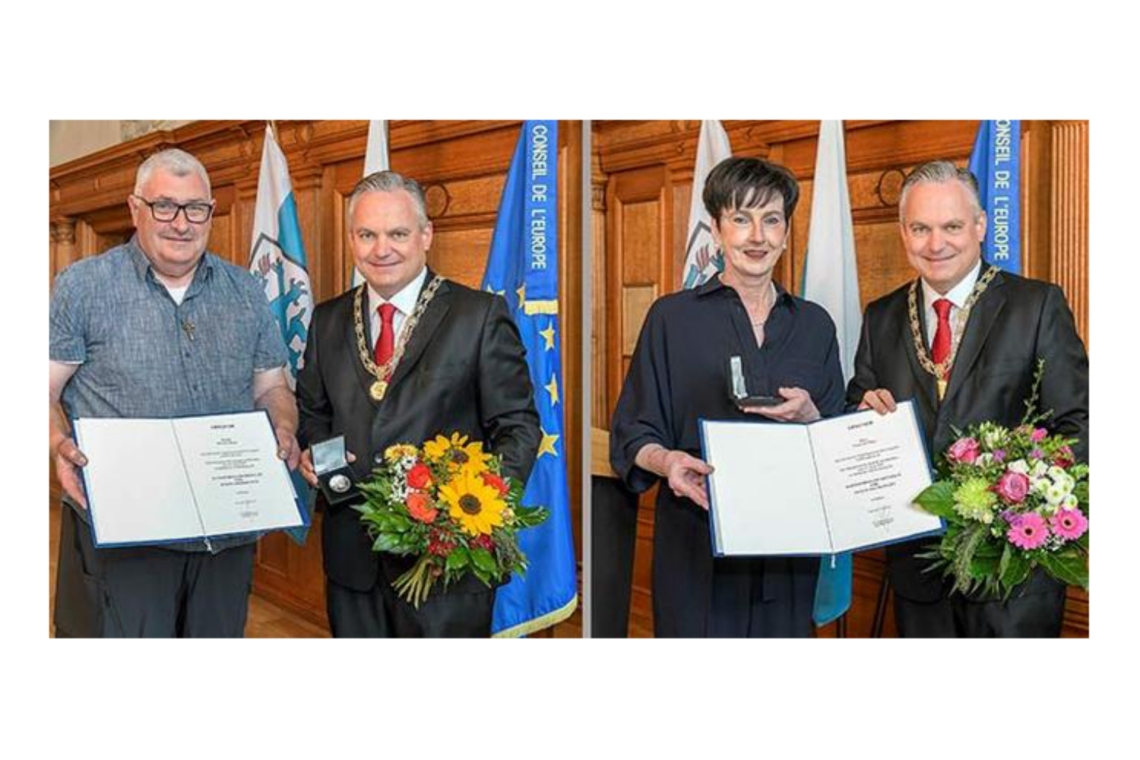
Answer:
[
  {"xmin": 1073, "ymin": 480, "xmax": 1089, "ymax": 507},
  {"xmin": 998, "ymin": 545, "xmax": 1031, "ymax": 590},
  {"xmin": 913, "ymin": 481, "xmax": 958, "ymax": 519},
  {"xmin": 1038, "ymin": 549, "xmax": 1089, "ymax": 589},
  {"xmin": 371, "ymin": 532, "xmax": 405, "ymax": 553},
  {"xmin": 470, "ymin": 547, "xmax": 496, "ymax": 573},
  {"xmin": 513, "ymin": 505, "xmax": 550, "ymax": 528},
  {"xmin": 446, "ymin": 546, "xmax": 470, "ymax": 572}
]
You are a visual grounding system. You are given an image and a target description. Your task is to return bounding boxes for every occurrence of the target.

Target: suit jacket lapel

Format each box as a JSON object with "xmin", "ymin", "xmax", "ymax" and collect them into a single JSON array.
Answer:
[
  {"xmin": 901, "ymin": 283, "xmax": 939, "ymax": 417},
  {"xmin": 942, "ymin": 269, "xmax": 1007, "ymax": 407},
  {"xmin": 387, "ymin": 274, "xmax": 452, "ymax": 392}
]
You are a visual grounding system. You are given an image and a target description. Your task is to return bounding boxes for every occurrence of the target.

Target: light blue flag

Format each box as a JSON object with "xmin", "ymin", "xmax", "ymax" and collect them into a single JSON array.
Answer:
[
  {"xmin": 249, "ymin": 123, "xmax": 315, "ymax": 544},
  {"xmin": 968, "ymin": 120, "xmax": 1021, "ymax": 273},
  {"xmin": 802, "ymin": 121, "xmax": 861, "ymax": 627},
  {"xmin": 483, "ymin": 121, "xmax": 578, "ymax": 636}
]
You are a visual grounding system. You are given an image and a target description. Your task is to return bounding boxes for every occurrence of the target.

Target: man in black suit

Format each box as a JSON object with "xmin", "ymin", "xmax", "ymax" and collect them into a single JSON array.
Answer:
[
  {"xmin": 849, "ymin": 160, "xmax": 1088, "ymax": 637},
  {"xmin": 296, "ymin": 170, "xmax": 540, "ymax": 638}
]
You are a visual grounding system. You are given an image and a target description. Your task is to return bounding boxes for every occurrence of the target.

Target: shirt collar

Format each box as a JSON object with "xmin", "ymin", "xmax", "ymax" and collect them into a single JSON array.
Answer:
[
  {"xmin": 368, "ymin": 265, "xmax": 428, "ymax": 316},
  {"xmin": 695, "ymin": 274, "xmax": 797, "ymax": 309},
  {"xmin": 921, "ymin": 259, "xmax": 982, "ymax": 310}
]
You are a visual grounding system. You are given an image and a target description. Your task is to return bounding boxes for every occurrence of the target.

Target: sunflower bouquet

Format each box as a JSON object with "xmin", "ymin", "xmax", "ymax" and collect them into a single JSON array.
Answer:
[
  {"xmin": 914, "ymin": 361, "xmax": 1089, "ymax": 598},
  {"xmin": 355, "ymin": 432, "xmax": 548, "ymax": 608}
]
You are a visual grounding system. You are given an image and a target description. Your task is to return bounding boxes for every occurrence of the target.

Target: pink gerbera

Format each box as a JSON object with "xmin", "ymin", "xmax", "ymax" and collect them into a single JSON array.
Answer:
[
  {"xmin": 1007, "ymin": 512, "xmax": 1049, "ymax": 550},
  {"xmin": 1050, "ymin": 508, "xmax": 1089, "ymax": 541}
]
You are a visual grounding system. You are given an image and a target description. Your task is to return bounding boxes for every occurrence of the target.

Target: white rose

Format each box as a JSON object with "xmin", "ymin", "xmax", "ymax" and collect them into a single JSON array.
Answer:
[
  {"xmin": 1009, "ymin": 460, "xmax": 1030, "ymax": 475},
  {"xmin": 1031, "ymin": 461, "xmax": 1049, "ymax": 478}
]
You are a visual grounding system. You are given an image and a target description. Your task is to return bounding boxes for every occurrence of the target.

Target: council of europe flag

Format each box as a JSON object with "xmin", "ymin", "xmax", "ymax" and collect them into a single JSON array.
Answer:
[
  {"xmin": 483, "ymin": 120, "xmax": 578, "ymax": 637},
  {"xmin": 968, "ymin": 120, "xmax": 1021, "ymax": 274}
]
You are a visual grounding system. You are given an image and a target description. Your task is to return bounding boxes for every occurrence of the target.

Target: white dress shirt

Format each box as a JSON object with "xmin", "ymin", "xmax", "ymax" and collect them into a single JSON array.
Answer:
[
  {"xmin": 367, "ymin": 266, "xmax": 428, "ymax": 353},
  {"xmin": 921, "ymin": 259, "xmax": 982, "ymax": 354}
]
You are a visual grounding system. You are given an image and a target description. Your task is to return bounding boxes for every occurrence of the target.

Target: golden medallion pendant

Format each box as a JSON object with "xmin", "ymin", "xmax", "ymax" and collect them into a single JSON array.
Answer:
[{"xmin": 370, "ymin": 380, "xmax": 388, "ymax": 401}]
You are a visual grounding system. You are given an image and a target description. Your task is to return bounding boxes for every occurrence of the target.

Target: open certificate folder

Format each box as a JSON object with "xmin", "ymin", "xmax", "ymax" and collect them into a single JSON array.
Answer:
[
  {"xmin": 700, "ymin": 400, "xmax": 943, "ymax": 557},
  {"xmin": 74, "ymin": 411, "xmax": 307, "ymax": 548}
]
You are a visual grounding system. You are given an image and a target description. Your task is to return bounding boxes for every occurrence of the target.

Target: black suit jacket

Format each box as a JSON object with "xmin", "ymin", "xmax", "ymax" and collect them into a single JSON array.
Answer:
[
  {"xmin": 296, "ymin": 272, "xmax": 541, "ymax": 592},
  {"xmin": 847, "ymin": 269, "xmax": 1089, "ymax": 602}
]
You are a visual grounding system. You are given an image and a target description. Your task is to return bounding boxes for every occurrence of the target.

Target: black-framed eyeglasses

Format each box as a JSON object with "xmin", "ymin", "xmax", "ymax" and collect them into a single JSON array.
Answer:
[{"xmin": 132, "ymin": 194, "xmax": 214, "ymax": 224}]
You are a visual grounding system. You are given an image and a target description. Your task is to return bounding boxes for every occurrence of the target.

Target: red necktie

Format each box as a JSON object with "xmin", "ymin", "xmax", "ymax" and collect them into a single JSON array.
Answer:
[
  {"xmin": 931, "ymin": 298, "xmax": 953, "ymax": 365},
  {"xmin": 375, "ymin": 303, "xmax": 397, "ymax": 366}
]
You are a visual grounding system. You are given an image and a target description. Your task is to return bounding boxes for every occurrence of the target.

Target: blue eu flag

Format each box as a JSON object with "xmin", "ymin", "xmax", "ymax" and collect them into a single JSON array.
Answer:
[
  {"xmin": 483, "ymin": 121, "xmax": 578, "ymax": 636},
  {"xmin": 968, "ymin": 120, "xmax": 1021, "ymax": 274}
]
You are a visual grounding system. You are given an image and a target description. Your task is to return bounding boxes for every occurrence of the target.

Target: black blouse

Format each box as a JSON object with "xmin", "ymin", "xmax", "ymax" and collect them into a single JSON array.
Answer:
[{"xmin": 611, "ymin": 276, "xmax": 845, "ymax": 494}]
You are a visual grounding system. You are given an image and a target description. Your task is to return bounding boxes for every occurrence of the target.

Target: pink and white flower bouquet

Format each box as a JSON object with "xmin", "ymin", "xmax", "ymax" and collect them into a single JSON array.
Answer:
[{"xmin": 914, "ymin": 362, "xmax": 1089, "ymax": 597}]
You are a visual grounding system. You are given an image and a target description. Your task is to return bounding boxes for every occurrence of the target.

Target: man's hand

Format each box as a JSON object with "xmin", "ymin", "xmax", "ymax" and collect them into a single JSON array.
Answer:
[
  {"xmin": 858, "ymin": 388, "xmax": 897, "ymax": 415},
  {"xmin": 745, "ymin": 387, "xmax": 821, "ymax": 423},
  {"xmin": 299, "ymin": 448, "xmax": 355, "ymax": 488},
  {"xmin": 275, "ymin": 427, "xmax": 301, "ymax": 471},
  {"xmin": 53, "ymin": 438, "xmax": 88, "ymax": 509},
  {"xmin": 662, "ymin": 450, "xmax": 714, "ymax": 511}
]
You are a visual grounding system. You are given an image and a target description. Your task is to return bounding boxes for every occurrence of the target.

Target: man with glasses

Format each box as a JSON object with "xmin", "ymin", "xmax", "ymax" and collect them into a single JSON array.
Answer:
[{"xmin": 49, "ymin": 148, "xmax": 300, "ymax": 637}]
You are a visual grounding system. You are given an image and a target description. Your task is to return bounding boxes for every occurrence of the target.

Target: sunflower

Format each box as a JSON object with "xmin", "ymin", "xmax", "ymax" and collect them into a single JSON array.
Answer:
[
  {"xmin": 423, "ymin": 432, "xmax": 492, "ymax": 475},
  {"xmin": 384, "ymin": 443, "xmax": 419, "ymax": 463},
  {"xmin": 439, "ymin": 468, "xmax": 507, "ymax": 536}
]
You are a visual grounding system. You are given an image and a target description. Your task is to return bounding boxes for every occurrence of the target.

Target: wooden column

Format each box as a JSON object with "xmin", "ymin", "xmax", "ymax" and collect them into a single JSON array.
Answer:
[
  {"xmin": 591, "ymin": 154, "xmax": 609, "ymax": 430},
  {"xmin": 1050, "ymin": 120, "xmax": 1090, "ymax": 347},
  {"xmin": 50, "ymin": 218, "xmax": 77, "ymax": 278}
]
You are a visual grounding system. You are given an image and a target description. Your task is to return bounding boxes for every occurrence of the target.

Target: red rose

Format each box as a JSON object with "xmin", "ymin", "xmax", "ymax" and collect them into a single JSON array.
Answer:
[
  {"xmin": 472, "ymin": 534, "xmax": 495, "ymax": 552},
  {"xmin": 406, "ymin": 491, "xmax": 438, "ymax": 524},
  {"xmin": 407, "ymin": 462, "xmax": 433, "ymax": 489},
  {"xmin": 481, "ymin": 472, "xmax": 510, "ymax": 496},
  {"xmin": 1053, "ymin": 445, "xmax": 1075, "ymax": 468}
]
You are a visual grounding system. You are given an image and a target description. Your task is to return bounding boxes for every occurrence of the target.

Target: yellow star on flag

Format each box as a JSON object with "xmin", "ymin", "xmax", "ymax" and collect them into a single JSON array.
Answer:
[
  {"xmin": 516, "ymin": 284, "xmax": 526, "ymax": 309},
  {"xmin": 544, "ymin": 374, "xmax": 559, "ymax": 406},
  {"xmin": 537, "ymin": 428, "xmax": 560, "ymax": 458},
  {"xmin": 539, "ymin": 322, "xmax": 556, "ymax": 351}
]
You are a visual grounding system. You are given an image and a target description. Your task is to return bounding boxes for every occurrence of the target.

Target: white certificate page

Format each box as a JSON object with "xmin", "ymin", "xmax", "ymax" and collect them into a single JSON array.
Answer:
[
  {"xmin": 173, "ymin": 412, "xmax": 302, "ymax": 537},
  {"xmin": 702, "ymin": 421, "xmax": 831, "ymax": 556},
  {"xmin": 808, "ymin": 402, "xmax": 942, "ymax": 552},
  {"xmin": 76, "ymin": 418, "xmax": 203, "ymax": 545}
]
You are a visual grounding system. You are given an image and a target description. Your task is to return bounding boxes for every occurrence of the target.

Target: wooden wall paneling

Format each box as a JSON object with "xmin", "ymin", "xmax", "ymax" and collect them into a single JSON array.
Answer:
[
  {"xmin": 561, "ymin": 121, "xmax": 585, "ymax": 568},
  {"xmin": 1021, "ymin": 120, "xmax": 1053, "ymax": 285}
]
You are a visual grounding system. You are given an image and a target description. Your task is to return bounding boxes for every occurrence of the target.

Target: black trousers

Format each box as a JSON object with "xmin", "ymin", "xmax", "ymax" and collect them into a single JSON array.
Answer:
[
  {"xmin": 590, "ymin": 476, "xmax": 639, "ymax": 638},
  {"xmin": 326, "ymin": 570, "xmax": 495, "ymax": 638},
  {"xmin": 893, "ymin": 570, "xmax": 1067, "ymax": 638},
  {"xmin": 54, "ymin": 506, "xmax": 255, "ymax": 638}
]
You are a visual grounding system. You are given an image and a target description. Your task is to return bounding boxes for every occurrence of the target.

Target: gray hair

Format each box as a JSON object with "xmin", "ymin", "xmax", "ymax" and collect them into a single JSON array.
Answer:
[
  {"xmin": 134, "ymin": 148, "xmax": 212, "ymax": 197},
  {"xmin": 347, "ymin": 170, "xmax": 430, "ymax": 228},
  {"xmin": 899, "ymin": 160, "xmax": 982, "ymax": 222}
]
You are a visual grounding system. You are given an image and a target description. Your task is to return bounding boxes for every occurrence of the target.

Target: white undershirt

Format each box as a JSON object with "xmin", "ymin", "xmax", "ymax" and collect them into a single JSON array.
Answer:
[
  {"xmin": 367, "ymin": 266, "xmax": 428, "ymax": 351},
  {"xmin": 164, "ymin": 284, "xmax": 189, "ymax": 305}
]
